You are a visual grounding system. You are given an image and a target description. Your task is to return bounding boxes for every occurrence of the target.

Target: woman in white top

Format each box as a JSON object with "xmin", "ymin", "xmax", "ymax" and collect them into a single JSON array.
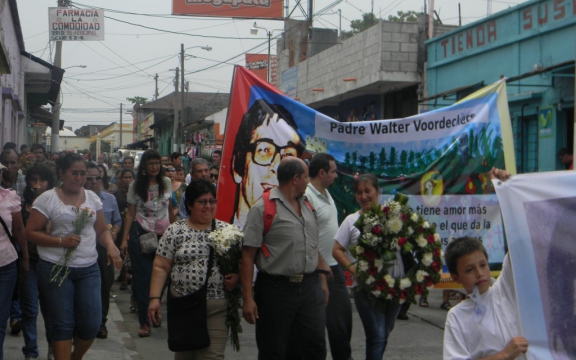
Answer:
[
  {"xmin": 120, "ymin": 149, "xmax": 174, "ymax": 338},
  {"xmin": 26, "ymin": 153, "xmax": 122, "ymax": 360},
  {"xmin": 332, "ymin": 173, "xmax": 406, "ymax": 360}
]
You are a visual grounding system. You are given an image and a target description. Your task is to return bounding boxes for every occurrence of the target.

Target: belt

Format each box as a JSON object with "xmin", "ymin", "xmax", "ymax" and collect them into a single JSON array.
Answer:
[{"xmin": 258, "ymin": 272, "xmax": 317, "ymax": 283}]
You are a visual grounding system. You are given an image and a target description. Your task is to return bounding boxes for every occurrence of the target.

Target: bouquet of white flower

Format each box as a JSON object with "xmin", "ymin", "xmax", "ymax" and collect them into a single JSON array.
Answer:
[{"xmin": 208, "ymin": 224, "xmax": 243, "ymax": 351}]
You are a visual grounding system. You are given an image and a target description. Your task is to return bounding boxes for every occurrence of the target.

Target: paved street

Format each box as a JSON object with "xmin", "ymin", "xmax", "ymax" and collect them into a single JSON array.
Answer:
[{"xmin": 5, "ymin": 281, "xmax": 451, "ymax": 359}]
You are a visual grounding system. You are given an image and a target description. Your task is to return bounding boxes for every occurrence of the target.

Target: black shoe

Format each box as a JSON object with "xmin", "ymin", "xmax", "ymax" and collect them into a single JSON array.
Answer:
[
  {"xmin": 10, "ymin": 319, "xmax": 22, "ymax": 335},
  {"xmin": 397, "ymin": 313, "xmax": 409, "ymax": 320},
  {"xmin": 96, "ymin": 325, "xmax": 108, "ymax": 339},
  {"xmin": 120, "ymin": 283, "xmax": 128, "ymax": 290}
]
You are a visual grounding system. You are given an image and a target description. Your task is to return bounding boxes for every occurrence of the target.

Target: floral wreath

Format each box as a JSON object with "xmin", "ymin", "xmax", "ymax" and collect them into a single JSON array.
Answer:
[{"xmin": 350, "ymin": 193, "xmax": 443, "ymax": 305}]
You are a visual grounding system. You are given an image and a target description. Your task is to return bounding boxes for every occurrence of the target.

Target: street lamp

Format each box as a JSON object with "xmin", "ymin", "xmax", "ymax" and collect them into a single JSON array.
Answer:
[
  {"xmin": 63, "ymin": 65, "xmax": 87, "ymax": 69},
  {"xmin": 250, "ymin": 22, "xmax": 282, "ymax": 83}
]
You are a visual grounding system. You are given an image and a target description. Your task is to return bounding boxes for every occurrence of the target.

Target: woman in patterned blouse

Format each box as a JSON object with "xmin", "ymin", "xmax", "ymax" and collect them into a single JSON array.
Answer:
[{"xmin": 149, "ymin": 179, "xmax": 239, "ymax": 359}]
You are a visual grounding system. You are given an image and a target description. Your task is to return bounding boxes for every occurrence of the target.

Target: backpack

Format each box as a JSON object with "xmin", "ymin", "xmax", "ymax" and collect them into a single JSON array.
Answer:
[{"xmin": 260, "ymin": 189, "xmax": 315, "ymax": 258}]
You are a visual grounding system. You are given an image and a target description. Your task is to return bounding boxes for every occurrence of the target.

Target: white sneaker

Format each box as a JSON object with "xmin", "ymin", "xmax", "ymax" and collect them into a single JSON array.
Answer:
[{"xmin": 47, "ymin": 345, "xmax": 54, "ymax": 360}]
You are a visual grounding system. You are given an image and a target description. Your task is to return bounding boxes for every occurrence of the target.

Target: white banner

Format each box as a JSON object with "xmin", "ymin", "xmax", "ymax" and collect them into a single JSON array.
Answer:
[
  {"xmin": 494, "ymin": 171, "xmax": 576, "ymax": 360},
  {"xmin": 49, "ymin": 8, "xmax": 105, "ymax": 41}
]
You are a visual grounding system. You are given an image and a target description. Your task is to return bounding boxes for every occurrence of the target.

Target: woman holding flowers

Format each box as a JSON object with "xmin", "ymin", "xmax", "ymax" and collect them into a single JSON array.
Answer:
[
  {"xmin": 120, "ymin": 149, "xmax": 174, "ymax": 338},
  {"xmin": 25, "ymin": 153, "xmax": 123, "ymax": 360},
  {"xmin": 149, "ymin": 179, "xmax": 239, "ymax": 359},
  {"xmin": 332, "ymin": 173, "xmax": 412, "ymax": 360}
]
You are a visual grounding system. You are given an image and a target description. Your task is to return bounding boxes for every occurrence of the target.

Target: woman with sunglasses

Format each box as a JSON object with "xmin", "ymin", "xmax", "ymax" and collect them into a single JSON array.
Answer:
[
  {"xmin": 149, "ymin": 179, "xmax": 238, "ymax": 359},
  {"xmin": 120, "ymin": 149, "xmax": 174, "ymax": 337},
  {"xmin": 209, "ymin": 165, "xmax": 219, "ymax": 186}
]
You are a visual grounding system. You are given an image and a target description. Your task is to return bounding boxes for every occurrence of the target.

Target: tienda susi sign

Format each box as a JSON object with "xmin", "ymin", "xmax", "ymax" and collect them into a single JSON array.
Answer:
[
  {"xmin": 172, "ymin": 0, "xmax": 283, "ymax": 19},
  {"xmin": 49, "ymin": 8, "xmax": 105, "ymax": 41}
]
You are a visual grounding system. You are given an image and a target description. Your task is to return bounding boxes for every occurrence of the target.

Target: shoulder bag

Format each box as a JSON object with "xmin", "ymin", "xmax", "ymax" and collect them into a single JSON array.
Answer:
[
  {"xmin": 167, "ymin": 219, "xmax": 216, "ymax": 352},
  {"xmin": 139, "ymin": 190, "xmax": 159, "ymax": 254}
]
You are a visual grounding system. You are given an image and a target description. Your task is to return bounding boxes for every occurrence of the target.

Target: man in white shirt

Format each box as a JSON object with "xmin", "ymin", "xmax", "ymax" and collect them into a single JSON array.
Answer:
[{"xmin": 304, "ymin": 153, "xmax": 353, "ymax": 360}]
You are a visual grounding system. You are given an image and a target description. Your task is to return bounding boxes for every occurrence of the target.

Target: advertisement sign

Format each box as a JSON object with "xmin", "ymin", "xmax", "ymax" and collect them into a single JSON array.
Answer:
[
  {"xmin": 245, "ymin": 53, "xmax": 277, "ymax": 85},
  {"xmin": 172, "ymin": 0, "xmax": 284, "ymax": 19},
  {"xmin": 217, "ymin": 66, "xmax": 517, "ymax": 282},
  {"xmin": 538, "ymin": 106, "xmax": 555, "ymax": 138},
  {"xmin": 495, "ymin": 171, "xmax": 576, "ymax": 359},
  {"xmin": 49, "ymin": 8, "xmax": 105, "ymax": 41}
]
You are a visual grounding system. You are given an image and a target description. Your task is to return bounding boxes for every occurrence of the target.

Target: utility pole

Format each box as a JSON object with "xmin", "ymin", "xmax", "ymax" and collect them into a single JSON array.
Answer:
[
  {"xmin": 173, "ymin": 67, "xmax": 179, "ymax": 152},
  {"xmin": 428, "ymin": 0, "xmax": 435, "ymax": 39},
  {"xmin": 154, "ymin": 73, "xmax": 159, "ymax": 100},
  {"xmin": 180, "ymin": 43, "xmax": 185, "ymax": 153},
  {"xmin": 119, "ymin": 103, "xmax": 123, "ymax": 148},
  {"xmin": 51, "ymin": 0, "xmax": 65, "ymax": 153}
]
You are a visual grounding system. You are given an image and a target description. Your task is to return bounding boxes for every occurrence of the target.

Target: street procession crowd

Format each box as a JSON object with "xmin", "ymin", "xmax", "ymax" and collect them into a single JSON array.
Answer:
[{"xmin": 0, "ymin": 139, "xmax": 545, "ymax": 360}]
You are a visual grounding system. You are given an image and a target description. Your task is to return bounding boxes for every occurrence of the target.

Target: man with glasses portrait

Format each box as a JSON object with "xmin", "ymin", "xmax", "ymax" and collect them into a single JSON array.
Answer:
[{"xmin": 230, "ymin": 99, "xmax": 305, "ymax": 229}]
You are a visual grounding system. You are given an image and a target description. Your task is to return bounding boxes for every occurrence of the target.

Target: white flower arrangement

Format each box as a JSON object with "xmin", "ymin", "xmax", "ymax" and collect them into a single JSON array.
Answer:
[
  {"xmin": 399, "ymin": 278, "xmax": 412, "ymax": 290},
  {"xmin": 422, "ymin": 253, "xmax": 433, "ymax": 266},
  {"xmin": 416, "ymin": 270, "xmax": 429, "ymax": 282},
  {"xmin": 416, "ymin": 235, "xmax": 428, "ymax": 248}
]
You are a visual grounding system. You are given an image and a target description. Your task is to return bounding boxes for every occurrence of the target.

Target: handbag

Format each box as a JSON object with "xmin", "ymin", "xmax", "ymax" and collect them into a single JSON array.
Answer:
[
  {"xmin": 167, "ymin": 220, "xmax": 216, "ymax": 352},
  {"xmin": 139, "ymin": 190, "xmax": 159, "ymax": 254}
]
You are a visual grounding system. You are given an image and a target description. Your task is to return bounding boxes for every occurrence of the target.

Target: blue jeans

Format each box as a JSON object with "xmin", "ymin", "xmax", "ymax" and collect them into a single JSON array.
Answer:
[
  {"xmin": 326, "ymin": 265, "xmax": 353, "ymax": 360},
  {"xmin": 128, "ymin": 222, "xmax": 155, "ymax": 326},
  {"xmin": 37, "ymin": 260, "xmax": 101, "ymax": 341},
  {"xmin": 0, "ymin": 261, "xmax": 17, "ymax": 360},
  {"xmin": 354, "ymin": 288, "xmax": 401, "ymax": 360},
  {"xmin": 254, "ymin": 272, "xmax": 326, "ymax": 360}
]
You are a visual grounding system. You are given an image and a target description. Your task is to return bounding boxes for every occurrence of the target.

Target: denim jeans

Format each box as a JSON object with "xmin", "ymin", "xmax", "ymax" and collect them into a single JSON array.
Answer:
[
  {"xmin": 254, "ymin": 272, "xmax": 326, "ymax": 360},
  {"xmin": 326, "ymin": 265, "xmax": 353, "ymax": 360},
  {"xmin": 354, "ymin": 288, "xmax": 401, "ymax": 360},
  {"xmin": 37, "ymin": 260, "xmax": 101, "ymax": 341},
  {"xmin": 128, "ymin": 222, "xmax": 155, "ymax": 326},
  {"xmin": 97, "ymin": 243, "xmax": 115, "ymax": 326},
  {"xmin": 0, "ymin": 261, "xmax": 17, "ymax": 360}
]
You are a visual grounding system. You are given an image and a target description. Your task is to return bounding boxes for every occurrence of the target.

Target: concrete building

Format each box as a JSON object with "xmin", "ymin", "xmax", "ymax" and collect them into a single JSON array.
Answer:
[
  {"xmin": 133, "ymin": 91, "xmax": 229, "ymax": 155},
  {"xmin": 425, "ymin": 0, "xmax": 575, "ymax": 173},
  {"xmin": 1, "ymin": 0, "xmax": 62, "ymax": 147},
  {"xmin": 275, "ymin": 17, "xmax": 455, "ymax": 121}
]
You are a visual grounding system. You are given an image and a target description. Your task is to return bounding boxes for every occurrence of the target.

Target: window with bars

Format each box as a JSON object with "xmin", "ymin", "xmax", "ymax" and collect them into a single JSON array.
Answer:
[{"xmin": 513, "ymin": 115, "xmax": 538, "ymax": 173}]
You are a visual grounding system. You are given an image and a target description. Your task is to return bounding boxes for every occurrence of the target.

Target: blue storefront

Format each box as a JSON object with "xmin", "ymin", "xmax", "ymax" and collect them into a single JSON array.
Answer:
[{"xmin": 425, "ymin": 0, "xmax": 575, "ymax": 173}]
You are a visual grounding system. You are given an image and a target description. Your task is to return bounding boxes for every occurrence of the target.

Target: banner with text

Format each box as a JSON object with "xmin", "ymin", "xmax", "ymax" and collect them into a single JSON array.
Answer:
[
  {"xmin": 217, "ymin": 66, "xmax": 516, "ymax": 281},
  {"xmin": 49, "ymin": 8, "xmax": 104, "ymax": 41},
  {"xmin": 172, "ymin": 0, "xmax": 284, "ymax": 19},
  {"xmin": 245, "ymin": 53, "xmax": 277, "ymax": 85},
  {"xmin": 494, "ymin": 171, "xmax": 576, "ymax": 360}
]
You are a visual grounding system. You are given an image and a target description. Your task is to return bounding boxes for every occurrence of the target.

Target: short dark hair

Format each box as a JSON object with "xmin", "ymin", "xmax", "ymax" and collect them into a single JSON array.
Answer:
[
  {"xmin": 212, "ymin": 149, "xmax": 221, "ymax": 156},
  {"xmin": 20, "ymin": 144, "xmax": 29, "ymax": 152},
  {"xmin": 231, "ymin": 99, "xmax": 304, "ymax": 178},
  {"xmin": 56, "ymin": 153, "xmax": 86, "ymax": 175},
  {"xmin": 30, "ymin": 144, "xmax": 45, "ymax": 154},
  {"xmin": 3, "ymin": 142, "xmax": 17, "ymax": 151},
  {"xmin": 210, "ymin": 165, "xmax": 219, "ymax": 172},
  {"xmin": 184, "ymin": 179, "xmax": 216, "ymax": 216},
  {"xmin": 175, "ymin": 166, "xmax": 184, "ymax": 172},
  {"xmin": 445, "ymin": 237, "xmax": 489, "ymax": 275},
  {"xmin": 23, "ymin": 163, "xmax": 56, "ymax": 205},
  {"xmin": 86, "ymin": 162, "xmax": 99, "ymax": 171},
  {"xmin": 171, "ymin": 152, "xmax": 182, "ymax": 161},
  {"xmin": 119, "ymin": 168, "xmax": 135, "ymax": 178},
  {"xmin": 278, "ymin": 158, "xmax": 305, "ymax": 185},
  {"xmin": 558, "ymin": 148, "xmax": 573, "ymax": 157},
  {"xmin": 0, "ymin": 148, "xmax": 18, "ymax": 163},
  {"xmin": 308, "ymin": 153, "xmax": 335, "ymax": 178},
  {"xmin": 352, "ymin": 173, "xmax": 379, "ymax": 193},
  {"xmin": 123, "ymin": 156, "xmax": 134, "ymax": 164}
]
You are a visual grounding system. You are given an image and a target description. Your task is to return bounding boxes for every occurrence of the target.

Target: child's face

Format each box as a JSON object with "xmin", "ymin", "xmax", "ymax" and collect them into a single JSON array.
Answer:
[{"xmin": 451, "ymin": 250, "xmax": 491, "ymax": 294}]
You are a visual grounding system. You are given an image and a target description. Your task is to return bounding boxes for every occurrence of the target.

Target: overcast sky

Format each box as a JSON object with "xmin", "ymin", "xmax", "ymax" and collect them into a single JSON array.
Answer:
[{"xmin": 18, "ymin": 0, "xmax": 528, "ymax": 130}]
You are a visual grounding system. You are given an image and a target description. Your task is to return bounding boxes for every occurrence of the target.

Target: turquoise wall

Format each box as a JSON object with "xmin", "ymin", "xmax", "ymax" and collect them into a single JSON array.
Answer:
[{"xmin": 426, "ymin": 0, "xmax": 576, "ymax": 173}]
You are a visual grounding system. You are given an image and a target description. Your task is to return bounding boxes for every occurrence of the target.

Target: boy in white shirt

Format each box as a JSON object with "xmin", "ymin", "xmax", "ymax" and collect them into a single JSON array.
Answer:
[{"xmin": 443, "ymin": 237, "xmax": 529, "ymax": 360}]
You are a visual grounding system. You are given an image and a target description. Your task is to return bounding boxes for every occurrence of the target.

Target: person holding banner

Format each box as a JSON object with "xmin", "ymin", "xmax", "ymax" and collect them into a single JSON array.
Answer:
[{"xmin": 230, "ymin": 99, "xmax": 304, "ymax": 230}]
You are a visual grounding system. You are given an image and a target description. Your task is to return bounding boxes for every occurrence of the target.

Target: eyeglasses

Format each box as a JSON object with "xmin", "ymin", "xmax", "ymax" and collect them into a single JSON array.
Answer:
[
  {"xmin": 196, "ymin": 199, "xmax": 217, "ymax": 206},
  {"xmin": 86, "ymin": 176, "xmax": 102, "ymax": 181},
  {"xmin": 250, "ymin": 139, "xmax": 300, "ymax": 166},
  {"xmin": 210, "ymin": 173, "xmax": 218, "ymax": 179},
  {"xmin": 166, "ymin": 168, "xmax": 176, "ymax": 172}
]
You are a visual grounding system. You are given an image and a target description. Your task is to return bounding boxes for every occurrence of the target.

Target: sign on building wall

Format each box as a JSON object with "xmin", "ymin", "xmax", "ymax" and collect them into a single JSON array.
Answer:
[
  {"xmin": 280, "ymin": 66, "xmax": 298, "ymax": 98},
  {"xmin": 172, "ymin": 0, "xmax": 284, "ymax": 19},
  {"xmin": 538, "ymin": 106, "xmax": 555, "ymax": 138},
  {"xmin": 49, "ymin": 8, "xmax": 105, "ymax": 41},
  {"xmin": 245, "ymin": 53, "xmax": 277, "ymax": 85}
]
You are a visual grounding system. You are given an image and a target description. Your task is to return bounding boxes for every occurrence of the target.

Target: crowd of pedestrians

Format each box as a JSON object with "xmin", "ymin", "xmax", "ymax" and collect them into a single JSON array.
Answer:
[{"xmin": 0, "ymin": 140, "xmax": 537, "ymax": 360}]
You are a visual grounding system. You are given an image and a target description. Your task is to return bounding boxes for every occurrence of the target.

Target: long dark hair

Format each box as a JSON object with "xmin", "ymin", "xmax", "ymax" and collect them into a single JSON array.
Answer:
[
  {"xmin": 23, "ymin": 163, "xmax": 56, "ymax": 205},
  {"xmin": 134, "ymin": 149, "xmax": 165, "ymax": 202},
  {"xmin": 97, "ymin": 164, "xmax": 110, "ymax": 190}
]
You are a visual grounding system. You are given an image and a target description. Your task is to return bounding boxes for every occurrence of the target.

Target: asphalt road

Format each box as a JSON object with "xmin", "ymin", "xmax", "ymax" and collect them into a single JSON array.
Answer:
[{"xmin": 4, "ymin": 280, "xmax": 452, "ymax": 359}]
